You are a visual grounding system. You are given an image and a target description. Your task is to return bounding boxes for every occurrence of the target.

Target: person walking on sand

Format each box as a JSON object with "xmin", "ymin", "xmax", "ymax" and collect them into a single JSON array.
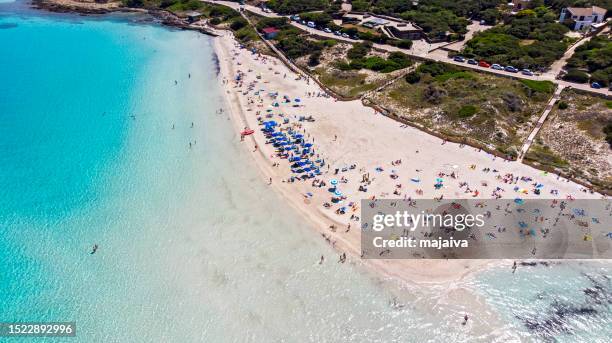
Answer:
[
  {"xmin": 462, "ymin": 314, "xmax": 469, "ymax": 325},
  {"xmin": 268, "ymin": 177, "xmax": 272, "ymax": 185},
  {"xmin": 319, "ymin": 255, "xmax": 324, "ymax": 264},
  {"xmin": 512, "ymin": 261, "xmax": 517, "ymax": 274}
]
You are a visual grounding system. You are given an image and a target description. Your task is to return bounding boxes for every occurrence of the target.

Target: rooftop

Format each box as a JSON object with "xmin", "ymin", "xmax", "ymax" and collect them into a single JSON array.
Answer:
[{"xmin": 566, "ymin": 6, "xmax": 607, "ymax": 16}]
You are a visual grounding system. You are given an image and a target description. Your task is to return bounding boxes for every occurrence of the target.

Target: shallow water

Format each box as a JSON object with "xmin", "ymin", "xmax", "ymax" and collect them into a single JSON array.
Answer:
[{"xmin": 0, "ymin": 6, "xmax": 610, "ymax": 342}]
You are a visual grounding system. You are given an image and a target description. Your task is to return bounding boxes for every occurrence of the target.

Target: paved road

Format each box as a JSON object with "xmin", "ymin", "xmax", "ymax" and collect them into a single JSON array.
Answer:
[{"xmin": 204, "ymin": 0, "xmax": 611, "ymax": 96}]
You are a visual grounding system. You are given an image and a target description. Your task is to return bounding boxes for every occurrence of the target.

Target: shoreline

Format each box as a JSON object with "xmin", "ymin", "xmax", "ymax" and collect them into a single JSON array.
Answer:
[
  {"xmin": 211, "ymin": 30, "xmax": 608, "ymax": 285},
  {"xmin": 23, "ymin": 2, "xmax": 607, "ymax": 285},
  {"xmin": 28, "ymin": 0, "xmax": 218, "ymax": 36},
  {"xmin": 213, "ymin": 31, "xmax": 514, "ymax": 285}
]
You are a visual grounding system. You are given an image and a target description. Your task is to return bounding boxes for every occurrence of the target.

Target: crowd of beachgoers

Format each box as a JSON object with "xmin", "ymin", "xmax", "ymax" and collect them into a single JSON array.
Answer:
[{"xmin": 213, "ymin": 31, "xmax": 606, "ymax": 282}]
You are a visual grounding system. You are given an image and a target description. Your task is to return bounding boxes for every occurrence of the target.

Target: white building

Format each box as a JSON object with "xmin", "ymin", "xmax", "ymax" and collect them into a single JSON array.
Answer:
[{"xmin": 559, "ymin": 6, "xmax": 606, "ymax": 31}]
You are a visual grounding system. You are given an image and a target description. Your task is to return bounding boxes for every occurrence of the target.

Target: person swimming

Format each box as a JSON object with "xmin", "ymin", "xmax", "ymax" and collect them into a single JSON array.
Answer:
[{"xmin": 90, "ymin": 244, "xmax": 98, "ymax": 255}]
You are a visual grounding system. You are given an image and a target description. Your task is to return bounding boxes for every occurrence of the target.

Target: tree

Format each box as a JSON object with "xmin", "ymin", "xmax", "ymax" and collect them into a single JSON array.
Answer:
[
  {"xmin": 230, "ymin": 17, "xmax": 248, "ymax": 31},
  {"xmin": 397, "ymin": 39, "xmax": 413, "ymax": 49},
  {"xmin": 480, "ymin": 8, "xmax": 501, "ymax": 25},
  {"xmin": 562, "ymin": 69, "xmax": 589, "ymax": 83}
]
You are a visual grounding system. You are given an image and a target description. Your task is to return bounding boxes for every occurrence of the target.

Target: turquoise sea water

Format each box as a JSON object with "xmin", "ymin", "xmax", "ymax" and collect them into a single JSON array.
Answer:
[{"xmin": 0, "ymin": 4, "xmax": 610, "ymax": 342}]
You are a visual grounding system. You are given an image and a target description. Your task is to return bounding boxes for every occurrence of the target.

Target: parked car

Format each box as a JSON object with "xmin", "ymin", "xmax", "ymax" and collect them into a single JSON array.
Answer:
[
  {"xmin": 505, "ymin": 66, "xmax": 519, "ymax": 73},
  {"xmin": 590, "ymin": 82, "xmax": 602, "ymax": 89},
  {"xmin": 453, "ymin": 56, "xmax": 465, "ymax": 62},
  {"xmin": 342, "ymin": 33, "xmax": 350, "ymax": 38},
  {"xmin": 334, "ymin": 31, "xmax": 341, "ymax": 36},
  {"xmin": 307, "ymin": 21, "xmax": 316, "ymax": 28},
  {"xmin": 521, "ymin": 69, "xmax": 533, "ymax": 76},
  {"xmin": 350, "ymin": 35, "xmax": 359, "ymax": 40},
  {"xmin": 323, "ymin": 28, "xmax": 332, "ymax": 33},
  {"xmin": 478, "ymin": 61, "xmax": 490, "ymax": 68},
  {"xmin": 300, "ymin": 20, "xmax": 306, "ymax": 25},
  {"xmin": 467, "ymin": 59, "xmax": 477, "ymax": 65},
  {"xmin": 491, "ymin": 64, "xmax": 503, "ymax": 70}
]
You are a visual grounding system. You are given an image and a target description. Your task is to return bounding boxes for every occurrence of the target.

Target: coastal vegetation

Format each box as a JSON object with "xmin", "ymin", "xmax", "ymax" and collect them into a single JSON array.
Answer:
[
  {"xmin": 357, "ymin": 0, "xmax": 504, "ymax": 39},
  {"xmin": 301, "ymin": 42, "xmax": 413, "ymax": 98},
  {"xmin": 266, "ymin": 0, "xmax": 330, "ymax": 14},
  {"xmin": 334, "ymin": 42, "xmax": 413, "ymax": 73},
  {"xmin": 525, "ymin": 89, "xmax": 612, "ymax": 191},
  {"xmin": 368, "ymin": 62, "xmax": 554, "ymax": 157},
  {"xmin": 462, "ymin": 6, "xmax": 572, "ymax": 71},
  {"xmin": 565, "ymin": 35, "xmax": 612, "ymax": 87}
]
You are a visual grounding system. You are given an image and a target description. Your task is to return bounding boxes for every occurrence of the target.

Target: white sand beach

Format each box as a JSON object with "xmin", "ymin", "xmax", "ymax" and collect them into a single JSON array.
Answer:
[{"xmin": 212, "ymin": 32, "xmax": 604, "ymax": 284}]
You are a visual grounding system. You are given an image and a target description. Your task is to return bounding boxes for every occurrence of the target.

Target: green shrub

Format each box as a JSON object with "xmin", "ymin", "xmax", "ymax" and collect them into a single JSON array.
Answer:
[
  {"xmin": 435, "ymin": 71, "xmax": 474, "ymax": 82},
  {"xmin": 457, "ymin": 105, "xmax": 477, "ymax": 118},
  {"xmin": 520, "ymin": 80, "xmax": 555, "ymax": 93},
  {"xmin": 558, "ymin": 101, "xmax": 568, "ymax": 110},
  {"xmin": 209, "ymin": 5, "xmax": 239, "ymax": 20},
  {"xmin": 234, "ymin": 26, "xmax": 258, "ymax": 42},
  {"xmin": 277, "ymin": 36, "xmax": 322, "ymax": 59},
  {"xmin": 562, "ymin": 69, "xmax": 589, "ymax": 83},
  {"xmin": 256, "ymin": 17, "xmax": 289, "ymax": 30},
  {"xmin": 299, "ymin": 12, "xmax": 332, "ymax": 26},
  {"xmin": 405, "ymin": 71, "xmax": 421, "ymax": 84},
  {"xmin": 335, "ymin": 61, "xmax": 352, "ymax": 71},
  {"xmin": 589, "ymin": 70, "xmax": 610, "ymax": 86},
  {"xmin": 347, "ymin": 42, "xmax": 372, "ymax": 60},
  {"xmin": 230, "ymin": 17, "xmax": 248, "ymax": 31},
  {"xmin": 417, "ymin": 61, "xmax": 456, "ymax": 77},
  {"xmin": 397, "ymin": 39, "xmax": 413, "ymax": 49},
  {"xmin": 209, "ymin": 17, "xmax": 221, "ymax": 25},
  {"xmin": 308, "ymin": 51, "xmax": 322, "ymax": 67},
  {"xmin": 266, "ymin": 0, "xmax": 328, "ymax": 14}
]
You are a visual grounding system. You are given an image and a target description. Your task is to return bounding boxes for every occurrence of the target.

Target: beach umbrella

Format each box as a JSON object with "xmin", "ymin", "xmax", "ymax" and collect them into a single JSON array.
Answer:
[
  {"xmin": 304, "ymin": 143, "xmax": 313, "ymax": 147},
  {"xmin": 334, "ymin": 190, "xmax": 342, "ymax": 197},
  {"xmin": 330, "ymin": 179, "xmax": 338, "ymax": 185},
  {"xmin": 295, "ymin": 98, "xmax": 301, "ymax": 102}
]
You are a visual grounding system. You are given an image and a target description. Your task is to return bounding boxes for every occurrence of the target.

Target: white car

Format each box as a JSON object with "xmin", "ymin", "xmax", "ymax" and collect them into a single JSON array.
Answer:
[
  {"xmin": 324, "ymin": 28, "xmax": 332, "ymax": 33},
  {"xmin": 307, "ymin": 21, "xmax": 316, "ymax": 28},
  {"xmin": 342, "ymin": 33, "xmax": 349, "ymax": 38}
]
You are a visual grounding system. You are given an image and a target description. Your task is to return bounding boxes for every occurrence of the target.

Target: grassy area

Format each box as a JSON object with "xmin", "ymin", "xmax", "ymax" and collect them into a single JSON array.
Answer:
[
  {"xmin": 525, "ymin": 89, "xmax": 612, "ymax": 191},
  {"xmin": 520, "ymin": 80, "xmax": 555, "ymax": 94},
  {"xmin": 314, "ymin": 68, "xmax": 378, "ymax": 98},
  {"xmin": 525, "ymin": 144, "xmax": 569, "ymax": 168},
  {"xmin": 307, "ymin": 41, "xmax": 413, "ymax": 98},
  {"xmin": 368, "ymin": 62, "xmax": 553, "ymax": 157}
]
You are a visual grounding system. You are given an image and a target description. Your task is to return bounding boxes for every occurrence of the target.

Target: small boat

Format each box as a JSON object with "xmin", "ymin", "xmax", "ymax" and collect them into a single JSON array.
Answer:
[{"xmin": 241, "ymin": 129, "xmax": 254, "ymax": 136}]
